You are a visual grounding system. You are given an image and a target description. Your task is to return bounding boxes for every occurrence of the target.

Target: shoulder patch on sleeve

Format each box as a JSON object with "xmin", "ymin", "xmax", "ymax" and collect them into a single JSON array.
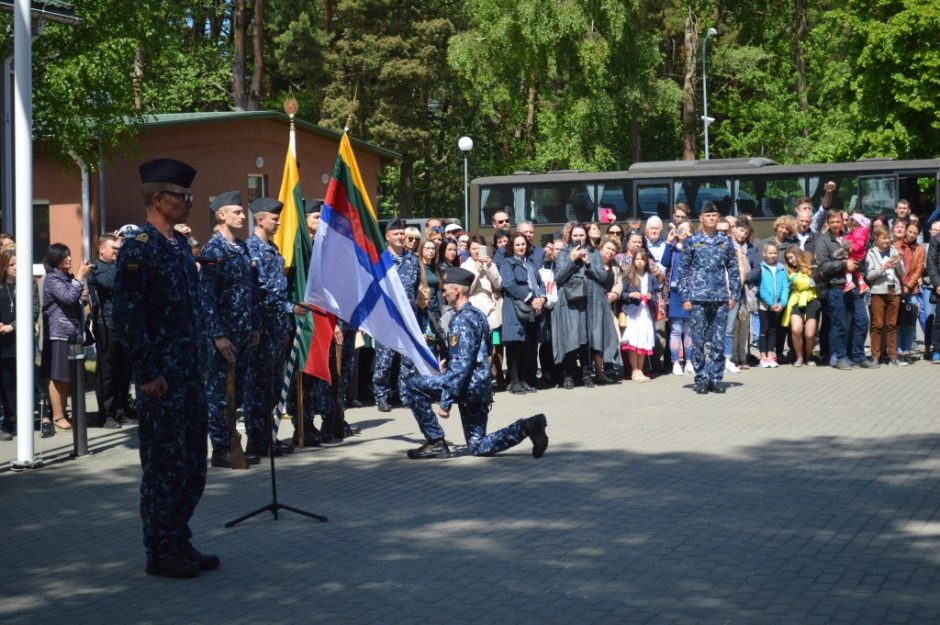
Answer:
[
  {"xmin": 135, "ymin": 233, "xmax": 149, "ymax": 243},
  {"xmin": 450, "ymin": 334, "xmax": 459, "ymax": 347}
]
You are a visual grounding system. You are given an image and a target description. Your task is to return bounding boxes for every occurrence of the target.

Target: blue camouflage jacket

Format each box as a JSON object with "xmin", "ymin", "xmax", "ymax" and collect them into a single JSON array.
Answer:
[
  {"xmin": 677, "ymin": 230, "xmax": 742, "ymax": 303},
  {"xmin": 113, "ymin": 222, "xmax": 203, "ymax": 383},
  {"xmin": 199, "ymin": 232, "xmax": 260, "ymax": 338},
  {"xmin": 390, "ymin": 250, "xmax": 420, "ymax": 314},
  {"xmin": 437, "ymin": 303, "xmax": 493, "ymax": 412},
  {"xmin": 247, "ymin": 233, "xmax": 293, "ymax": 330}
]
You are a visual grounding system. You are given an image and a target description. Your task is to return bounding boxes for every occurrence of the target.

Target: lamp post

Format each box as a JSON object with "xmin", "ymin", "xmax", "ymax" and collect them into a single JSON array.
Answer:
[
  {"xmin": 701, "ymin": 27, "xmax": 718, "ymax": 160},
  {"xmin": 458, "ymin": 136, "xmax": 473, "ymax": 231}
]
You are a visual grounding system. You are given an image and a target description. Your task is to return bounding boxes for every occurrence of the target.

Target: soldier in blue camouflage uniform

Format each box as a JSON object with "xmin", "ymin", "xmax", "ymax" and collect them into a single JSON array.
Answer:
[
  {"xmin": 403, "ymin": 267, "xmax": 548, "ymax": 459},
  {"xmin": 199, "ymin": 190, "xmax": 262, "ymax": 468},
  {"xmin": 373, "ymin": 219, "xmax": 421, "ymax": 412},
  {"xmin": 244, "ymin": 197, "xmax": 308, "ymax": 456},
  {"xmin": 677, "ymin": 201, "xmax": 741, "ymax": 394},
  {"xmin": 113, "ymin": 159, "xmax": 219, "ymax": 579}
]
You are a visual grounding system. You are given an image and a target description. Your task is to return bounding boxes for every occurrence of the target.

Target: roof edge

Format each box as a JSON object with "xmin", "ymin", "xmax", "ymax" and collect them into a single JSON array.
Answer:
[{"xmin": 141, "ymin": 111, "xmax": 402, "ymax": 162}]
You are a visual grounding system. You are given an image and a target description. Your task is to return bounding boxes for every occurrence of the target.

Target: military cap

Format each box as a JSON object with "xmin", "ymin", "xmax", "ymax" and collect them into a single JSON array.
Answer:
[
  {"xmin": 210, "ymin": 190, "xmax": 242, "ymax": 213},
  {"xmin": 139, "ymin": 158, "xmax": 196, "ymax": 188},
  {"xmin": 305, "ymin": 199, "xmax": 324, "ymax": 215},
  {"xmin": 441, "ymin": 266, "xmax": 475, "ymax": 288},
  {"xmin": 249, "ymin": 197, "xmax": 284, "ymax": 215},
  {"xmin": 386, "ymin": 218, "xmax": 406, "ymax": 233},
  {"xmin": 700, "ymin": 200, "xmax": 719, "ymax": 215}
]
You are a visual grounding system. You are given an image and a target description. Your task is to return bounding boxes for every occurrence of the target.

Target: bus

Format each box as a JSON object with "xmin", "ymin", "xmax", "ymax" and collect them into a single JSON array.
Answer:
[{"xmin": 469, "ymin": 157, "xmax": 939, "ymax": 238}]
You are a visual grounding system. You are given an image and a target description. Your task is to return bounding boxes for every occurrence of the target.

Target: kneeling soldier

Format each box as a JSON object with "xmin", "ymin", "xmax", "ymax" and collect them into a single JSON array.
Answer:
[{"xmin": 404, "ymin": 266, "xmax": 548, "ymax": 459}]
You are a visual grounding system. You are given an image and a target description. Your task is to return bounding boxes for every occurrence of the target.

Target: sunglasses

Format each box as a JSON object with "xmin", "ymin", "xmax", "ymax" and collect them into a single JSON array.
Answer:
[
  {"xmin": 609, "ymin": 229, "xmax": 623, "ymax": 235},
  {"xmin": 496, "ymin": 219, "xmax": 510, "ymax": 224},
  {"xmin": 406, "ymin": 237, "xmax": 419, "ymax": 242},
  {"xmin": 162, "ymin": 190, "xmax": 193, "ymax": 203}
]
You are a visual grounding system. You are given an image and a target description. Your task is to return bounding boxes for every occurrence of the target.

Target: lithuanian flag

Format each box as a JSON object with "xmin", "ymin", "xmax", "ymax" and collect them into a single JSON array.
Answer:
[
  {"xmin": 304, "ymin": 132, "xmax": 438, "ymax": 376},
  {"xmin": 272, "ymin": 145, "xmax": 313, "ymax": 368}
]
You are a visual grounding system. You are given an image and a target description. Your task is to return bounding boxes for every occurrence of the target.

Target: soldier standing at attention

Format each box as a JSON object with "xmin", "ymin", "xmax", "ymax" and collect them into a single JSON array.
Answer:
[
  {"xmin": 244, "ymin": 197, "xmax": 308, "ymax": 456},
  {"xmin": 678, "ymin": 200, "xmax": 741, "ymax": 395},
  {"xmin": 403, "ymin": 266, "xmax": 548, "ymax": 460},
  {"xmin": 113, "ymin": 158, "xmax": 219, "ymax": 579},
  {"xmin": 372, "ymin": 218, "xmax": 420, "ymax": 412},
  {"xmin": 199, "ymin": 191, "xmax": 262, "ymax": 468}
]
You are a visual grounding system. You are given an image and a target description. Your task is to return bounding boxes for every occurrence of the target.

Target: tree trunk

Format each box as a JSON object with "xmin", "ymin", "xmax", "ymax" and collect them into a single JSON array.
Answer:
[
  {"xmin": 794, "ymin": 0, "xmax": 809, "ymax": 137},
  {"xmin": 133, "ymin": 47, "xmax": 144, "ymax": 112},
  {"xmin": 248, "ymin": 0, "xmax": 264, "ymax": 110},
  {"xmin": 681, "ymin": 8, "xmax": 698, "ymax": 161},
  {"xmin": 398, "ymin": 156, "xmax": 413, "ymax": 218},
  {"xmin": 233, "ymin": 0, "xmax": 247, "ymax": 111},
  {"xmin": 630, "ymin": 118, "xmax": 642, "ymax": 163},
  {"xmin": 524, "ymin": 71, "xmax": 537, "ymax": 157},
  {"xmin": 324, "ymin": 0, "xmax": 334, "ymax": 34}
]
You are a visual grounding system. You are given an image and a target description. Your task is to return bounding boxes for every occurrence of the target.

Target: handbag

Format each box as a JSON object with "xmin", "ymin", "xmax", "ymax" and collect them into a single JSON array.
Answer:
[
  {"xmin": 898, "ymin": 295, "xmax": 918, "ymax": 326},
  {"xmin": 512, "ymin": 298, "xmax": 535, "ymax": 323},
  {"xmin": 654, "ymin": 298, "xmax": 667, "ymax": 321},
  {"xmin": 563, "ymin": 274, "xmax": 586, "ymax": 303}
]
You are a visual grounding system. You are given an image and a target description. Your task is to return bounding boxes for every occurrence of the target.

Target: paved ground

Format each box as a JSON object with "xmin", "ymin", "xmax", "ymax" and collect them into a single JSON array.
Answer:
[{"xmin": 2, "ymin": 361, "xmax": 940, "ymax": 625}]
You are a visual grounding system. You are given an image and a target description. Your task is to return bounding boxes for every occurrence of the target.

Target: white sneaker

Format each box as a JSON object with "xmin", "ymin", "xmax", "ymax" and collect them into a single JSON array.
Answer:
[
  {"xmin": 769, "ymin": 359, "xmax": 780, "ymax": 368},
  {"xmin": 760, "ymin": 359, "xmax": 771, "ymax": 368},
  {"xmin": 725, "ymin": 359, "xmax": 740, "ymax": 373},
  {"xmin": 672, "ymin": 361, "xmax": 684, "ymax": 376},
  {"xmin": 684, "ymin": 361, "xmax": 695, "ymax": 374}
]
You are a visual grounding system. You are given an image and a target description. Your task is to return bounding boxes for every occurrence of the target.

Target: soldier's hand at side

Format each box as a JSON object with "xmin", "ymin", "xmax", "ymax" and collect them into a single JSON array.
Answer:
[
  {"xmin": 293, "ymin": 304, "xmax": 310, "ymax": 316},
  {"xmin": 435, "ymin": 406, "xmax": 449, "ymax": 418},
  {"xmin": 729, "ymin": 299, "xmax": 737, "ymax": 310},
  {"xmin": 214, "ymin": 336, "xmax": 236, "ymax": 363},
  {"xmin": 439, "ymin": 359, "xmax": 447, "ymax": 373},
  {"xmin": 250, "ymin": 330, "xmax": 260, "ymax": 347},
  {"xmin": 683, "ymin": 301, "xmax": 692, "ymax": 312},
  {"xmin": 140, "ymin": 376, "xmax": 169, "ymax": 399}
]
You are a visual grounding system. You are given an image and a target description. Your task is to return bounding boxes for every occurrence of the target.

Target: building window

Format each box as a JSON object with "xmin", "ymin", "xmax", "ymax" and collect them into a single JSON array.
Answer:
[{"xmin": 248, "ymin": 174, "xmax": 267, "ymax": 202}]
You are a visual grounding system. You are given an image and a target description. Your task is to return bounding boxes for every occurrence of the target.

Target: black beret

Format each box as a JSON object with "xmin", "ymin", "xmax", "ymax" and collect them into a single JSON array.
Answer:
[
  {"xmin": 305, "ymin": 199, "xmax": 324, "ymax": 215},
  {"xmin": 441, "ymin": 266, "xmax": 475, "ymax": 288},
  {"xmin": 386, "ymin": 218, "xmax": 406, "ymax": 233},
  {"xmin": 210, "ymin": 190, "xmax": 242, "ymax": 213},
  {"xmin": 700, "ymin": 200, "xmax": 719, "ymax": 215},
  {"xmin": 139, "ymin": 158, "xmax": 196, "ymax": 187},
  {"xmin": 249, "ymin": 197, "xmax": 283, "ymax": 215}
]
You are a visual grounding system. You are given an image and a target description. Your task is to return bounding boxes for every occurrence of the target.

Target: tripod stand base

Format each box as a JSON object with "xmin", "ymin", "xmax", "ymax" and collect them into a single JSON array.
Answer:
[{"xmin": 225, "ymin": 502, "xmax": 327, "ymax": 528}]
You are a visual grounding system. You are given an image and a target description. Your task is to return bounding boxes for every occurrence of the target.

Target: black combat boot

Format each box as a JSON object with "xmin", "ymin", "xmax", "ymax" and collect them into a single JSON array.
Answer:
[
  {"xmin": 181, "ymin": 543, "xmax": 221, "ymax": 571},
  {"xmin": 146, "ymin": 551, "xmax": 200, "ymax": 578},
  {"xmin": 406, "ymin": 439, "xmax": 451, "ymax": 459},
  {"xmin": 522, "ymin": 414, "xmax": 549, "ymax": 458}
]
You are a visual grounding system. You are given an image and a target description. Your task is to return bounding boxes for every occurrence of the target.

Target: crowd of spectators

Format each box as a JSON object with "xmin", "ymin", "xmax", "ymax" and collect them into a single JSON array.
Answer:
[{"xmin": 1, "ymin": 184, "xmax": 939, "ymax": 442}]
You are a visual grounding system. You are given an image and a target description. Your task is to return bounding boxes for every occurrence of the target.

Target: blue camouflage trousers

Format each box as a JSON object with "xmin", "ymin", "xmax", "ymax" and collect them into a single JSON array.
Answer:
[
  {"xmin": 690, "ymin": 301, "xmax": 728, "ymax": 385},
  {"xmin": 137, "ymin": 376, "xmax": 207, "ymax": 560},
  {"xmin": 405, "ymin": 376, "xmax": 527, "ymax": 456},
  {"xmin": 243, "ymin": 321, "xmax": 291, "ymax": 447},
  {"xmin": 371, "ymin": 343, "xmax": 398, "ymax": 403},
  {"xmin": 206, "ymin": 336, "xmax": 253, "ymax": 452}
]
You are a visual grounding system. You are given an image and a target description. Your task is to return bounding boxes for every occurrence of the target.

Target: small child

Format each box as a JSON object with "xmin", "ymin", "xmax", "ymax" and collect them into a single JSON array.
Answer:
[
  {"xmin": 620, "ymin": 249, "xmax": 657, "ymax": 382},
  {"xmin": 758, "ymin": 242, "xmax": 790, "ymax": 368},
  {"xmin": 837, "ymin": 212, "xmax": 871, "ymax": 293}
]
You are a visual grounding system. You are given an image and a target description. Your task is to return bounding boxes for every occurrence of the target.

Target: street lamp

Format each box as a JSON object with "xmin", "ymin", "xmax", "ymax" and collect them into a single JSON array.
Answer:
[
  {"xmin": 701, "ymin": 27, "xmax": 718, "ymax": 160},
  {"xmin": 458, "ymin": 136, "xmax": 473, "ymax": 231}
]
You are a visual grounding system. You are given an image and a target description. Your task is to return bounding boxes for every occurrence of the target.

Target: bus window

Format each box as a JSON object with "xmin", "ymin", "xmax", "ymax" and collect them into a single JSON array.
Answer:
[
  {"xmin": 808, "ymin": 175, "xmax": 857, "ymax": 212},
  {"xmin": 859, "ymin": 175, "xmax": 897, "ymax": 216},
  {"xmin": 529, "ymin": 182, "xmax": 596, "ymax": 224},
  {"xmin": 479, "ymin": 185, "xmax": 525, "ymax": 227},
  {"xmin": 673, "ymin": 178, "xmax": 734, "ymax": 217},
  {"xmin": 599, "ymin": 184, "xmax": 633, "ymax": 221},
  {"xmin": 636, "ymin": 183, "xmax": 670, "ymax": 220},
  {"xmin": 737, "ymin": 177, "xmax": 806, "ymax": 218}
]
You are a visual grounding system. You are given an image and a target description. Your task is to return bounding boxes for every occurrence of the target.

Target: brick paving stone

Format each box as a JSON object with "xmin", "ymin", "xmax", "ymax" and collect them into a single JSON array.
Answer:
[{"xmin": 2, "ymin": 363, "xmax": 940, "ymax": 623}]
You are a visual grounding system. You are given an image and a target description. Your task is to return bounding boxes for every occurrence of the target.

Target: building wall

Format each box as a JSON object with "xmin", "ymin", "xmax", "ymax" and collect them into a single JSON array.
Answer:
[
  {"xmin": 33, "ymin": 152, "xmax": 92, "ymax": 266},
  {"xmin": 104, "ymin": 119, "xmax": 386, "ymax": 246}
]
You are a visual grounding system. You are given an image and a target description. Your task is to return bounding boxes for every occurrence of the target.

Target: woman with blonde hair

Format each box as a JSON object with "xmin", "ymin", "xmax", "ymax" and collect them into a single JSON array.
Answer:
[{"xmin": 403, "ymin": 226, "xmax": 421, "ymax": 254}]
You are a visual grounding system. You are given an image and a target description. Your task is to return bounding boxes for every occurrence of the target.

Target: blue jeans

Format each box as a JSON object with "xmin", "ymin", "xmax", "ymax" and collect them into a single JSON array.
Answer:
[
  {"xmin": 828, "ymin": 287, "xmax": 869, "ymax": 362},
  {"xmin": 724, "ymin": 299, "xmax": 740, "ymax": 358}
]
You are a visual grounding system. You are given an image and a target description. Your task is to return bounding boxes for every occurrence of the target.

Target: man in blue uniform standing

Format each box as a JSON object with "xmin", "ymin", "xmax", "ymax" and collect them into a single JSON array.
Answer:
[
  {"xmin": 113, "ymin": 158, "xmax": 219, "ymax": 579},
  {"xmin": 678, "ymin": 201, "xmax": 741, "ymax": 394},
  {"xmin": 372, "ymin": 218, "xmax": 420, "ymax": 412},
  {"xmin": 244, "ymin": 197, "xmax": 308, "ymax": 456},
  {"xmin": 403, "ymin": 266, "xmax": 548, "ymax": 459},
  {"xmin": 199, "ymin": 191, "xmax": 262, "ymax": 467}
]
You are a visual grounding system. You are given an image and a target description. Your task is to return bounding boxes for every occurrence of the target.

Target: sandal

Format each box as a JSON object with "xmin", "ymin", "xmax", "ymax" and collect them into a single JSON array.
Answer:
[{"xmin": 53, "ymin": 417, "xmax": 72, "ymax": 431}]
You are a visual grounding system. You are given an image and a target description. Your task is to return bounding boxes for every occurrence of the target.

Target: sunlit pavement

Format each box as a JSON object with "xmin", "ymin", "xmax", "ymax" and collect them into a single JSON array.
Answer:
[{"xmin": 2, "ymin": 360, "xmax": 939, "ymax": 624}]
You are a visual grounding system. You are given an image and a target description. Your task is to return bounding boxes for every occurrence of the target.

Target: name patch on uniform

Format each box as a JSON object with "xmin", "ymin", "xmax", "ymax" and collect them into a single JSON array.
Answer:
[
  {"xmin": 449, "ymin": 335, "xmax": 459, "ymax": 347},
  {"xmin": 126, "ymin": 263, "xmax": 139, "ymax": 272}
]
